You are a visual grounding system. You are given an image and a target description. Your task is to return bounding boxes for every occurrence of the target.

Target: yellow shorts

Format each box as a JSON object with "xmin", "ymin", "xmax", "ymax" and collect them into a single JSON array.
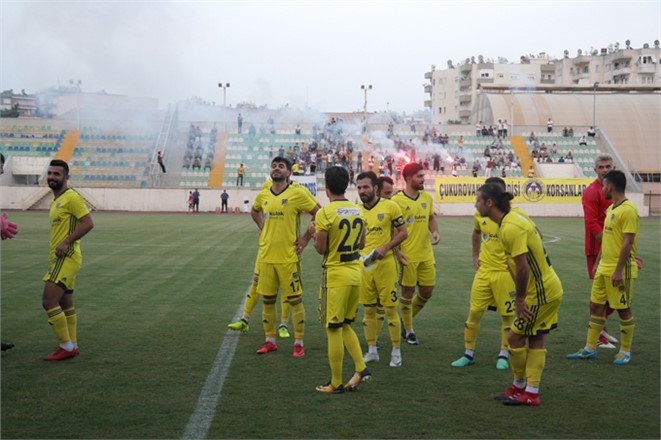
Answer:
[
  {"xmin": 511, "ymin": 299, "xmax": 560, "ymax": 336},
  {"xmin": 400, "ymin": 259, "xmax": 436, "ymax": 287},
  {"xmin": 470, "ymin": 269, "xmax": 515, "ymax": 316},
  {"xmin": 320, "ymin": 284, "xmax": 360, "ymax": 329},
  {"xmin": 360, "ymin": 257, "xmax": 400, "ymax": 306},
  {"xmin": 591, "ymin": 274, "xmax": 635, "ymax": 309},
  {"xmin": 43, "ymin": 256, "xmax": 81, "ymax": 293},
  {"xmin": 256, "ymin": 261, "xmax": 302, "ymax": 298}
]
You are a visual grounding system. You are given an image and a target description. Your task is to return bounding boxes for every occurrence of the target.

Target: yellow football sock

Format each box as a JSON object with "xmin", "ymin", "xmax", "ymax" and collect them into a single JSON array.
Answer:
[
  {"xmin": 46, "ymin": 306, "xmax": 71, "ymax": 344},
  {"xmin": 242, "ymin": 283, "xmax": 260, "ymax": 319},
  {"xmin": 384, "ymin": 306, "xmax": 401, "ymax": 349},
  {"xmin": 509, "ymin": 347, "xmax": 528, "ymax": 382},
  {"xmin": 500, "ymin": 315, "xmax": 514, "ymax": 350},
  {"xmin": 525, "ymin": 348, "xmax": 546, "ymax": 388},
  {"xmin": 464, "ymin": 309, "xmax": 484, "ymax": 351},
  {"xmin": 262, "ymin": 296, "xmax": 277, "ymax": 338},
  {"xmin": 586, "ymin": 315, "xmax": 606, "ymax": 350},
  {"xmin": 619, "ymin": 316, "xmax": 635, "ymax": 353},
  {"xmin": 412, "ymin": 294, "xmax": 429, "ymax": 318},
  {"xmin": 280, "ymin": 296, "xmax": 291, "ymax": 325},
  {"xmin": 363, "ymin": 305, "xmax": 377, "ymax": 347},
  {"xmin": 375, "ymin": 305, "xmax": 386, "ymax": 338},
  {"xmin": 63, "ymin": 307, "xmax": 77, "ymax": 345},
  {"xmin": 400, "ymin": 297, "xmax": 413, "ymax": 331},
  {"xmin": 342, "ymin": 324, "xmax": 367, "ymax": 373},
  {"xmin": 289, "ymin": 296, "xmax": 305, "ymax": 340},
  {"xmin": 327, "ymin": 327, "xmax": 344, "ymax": 388}
]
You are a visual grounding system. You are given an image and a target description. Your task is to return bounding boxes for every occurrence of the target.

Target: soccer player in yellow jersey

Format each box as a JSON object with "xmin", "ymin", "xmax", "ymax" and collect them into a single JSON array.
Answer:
[
  {"xmin": 228, "ymin": 180, "xmax": 319, "ymax": 338},
  {"xmin": 476, "ymin": 183, "xmax": 563, "ymax": 407},
  {"xmin": 41, "ymin": 160, "xmax": 94, "ymax": 361},
  {"xmin": 251, "ymin": 157, "xmax": 319, "ymax": 357},
  {"xmin": 391, "ymin": 162, "xmax": 440, "ymax": 344},
  {"xmin": 312, "ymin": 166, "xmax": 371, "ymax": 393},
  {"xmin": 371, "ymin": 176, "xmax": 397, "ymax": 341},
  {"xmin": 568, "ymin": 170, "xmax": 639, "ymax": 365},
  {"xmin": 452, "ymin": 177, "xmax": 530, "ymax": 370},
  {"xmin": 356, "ymin": 172, "xmax": 408, "ymax": 367}
]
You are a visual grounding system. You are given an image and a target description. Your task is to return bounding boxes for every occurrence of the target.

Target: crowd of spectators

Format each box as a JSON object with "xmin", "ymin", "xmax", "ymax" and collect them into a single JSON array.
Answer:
[{"xmin": 183, "ymin": 123, "xmax": 217, "ymax": 170}]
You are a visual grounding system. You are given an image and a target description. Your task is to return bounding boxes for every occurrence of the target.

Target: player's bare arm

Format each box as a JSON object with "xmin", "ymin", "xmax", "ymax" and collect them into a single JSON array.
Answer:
[
  {"xmin": 55, "ymin": 214, "xmax": 94, "ymax": 258},
  {"xmin": 512, "ymin": 253, "xmax": 533, "ymax": 322}
]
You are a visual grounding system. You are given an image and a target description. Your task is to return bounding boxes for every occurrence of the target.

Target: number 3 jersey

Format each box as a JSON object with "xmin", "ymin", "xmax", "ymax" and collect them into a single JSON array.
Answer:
[{"xmin": 315, "ymin": 200, "xmax": 365, "ymax": 287}]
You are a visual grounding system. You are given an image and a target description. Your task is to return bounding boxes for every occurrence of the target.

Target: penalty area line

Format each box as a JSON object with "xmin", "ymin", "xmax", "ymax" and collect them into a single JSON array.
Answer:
[{"xmin": 181, "ymin": 286, "xmax": 250, "ymax": 440}]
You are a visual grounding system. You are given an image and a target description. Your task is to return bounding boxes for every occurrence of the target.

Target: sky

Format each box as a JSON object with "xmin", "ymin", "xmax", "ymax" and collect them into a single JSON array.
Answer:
[{"xmin": 1, "ymin": 0, "xmax": 659, "ymax": 113}]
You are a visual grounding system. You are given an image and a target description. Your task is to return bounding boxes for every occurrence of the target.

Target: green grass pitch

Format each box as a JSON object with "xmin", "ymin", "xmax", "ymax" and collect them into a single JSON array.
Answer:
[{"xmin": 1, "ymin": 212, "xmax": 659, "ymax": 439}]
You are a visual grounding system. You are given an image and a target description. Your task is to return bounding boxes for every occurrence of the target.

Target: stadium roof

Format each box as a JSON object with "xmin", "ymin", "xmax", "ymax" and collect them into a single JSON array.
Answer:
[{"xmin": 473, "ymin": 91, "xmax": 661, "ymax": 173}]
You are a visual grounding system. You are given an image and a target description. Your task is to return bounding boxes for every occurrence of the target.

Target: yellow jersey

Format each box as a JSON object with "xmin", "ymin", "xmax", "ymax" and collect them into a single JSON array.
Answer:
[
  {"xmin": 315, "ymin": 200, "xmax": 364, "ymax": 287},
  {"xmin": 499, "ymin": 210, "xmax": 563, "ymax": 305},
  {"xmin": 474, "ymin": 207, "xmax": 534, "ymax": 272},
  {"xmin": 597, "ymin": 200, "xmax": 639, "ymax": 278},
  {"xmin": 253, "ymin": 183, "xmax": 318, "ymax": 264},
  {"xmin": 391, "ymin": 190, "xmax": 435, "ymax": 263},
  {"xmin": 48, "ymin": 189, "xmax": 90, "ymax": 262},
  {"xmin": 359, "ymin": 198, "xmax": 405, "ymax": 258}
]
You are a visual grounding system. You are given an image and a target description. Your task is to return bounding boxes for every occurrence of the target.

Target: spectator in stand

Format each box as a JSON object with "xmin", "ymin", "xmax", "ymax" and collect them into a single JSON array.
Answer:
[
  {"xmin": 568, "ymin": 127, "xmax": 574, "ymax": 137},
  {"xmin": 528, "ymin": 132, "xmax": 537, "ymax": 143},
  {"xmin": 579, "ymin": 136, "xmax": 588, "ymax": 147},
  {"xmin": 558, "ymin": 156, "xmax": 565, "ymax": 163},
  {"xmin": 410, "ymin": 122, "xmax": 416, "ymax": 134},
  {"xmin": 476, "ymin": 121, "xmax": 483, "ymax": 137},
  {"xmin": 237, "ymin": 164, "xmax": 245, "ymax": 186},
  {"xmin": 192, "ymin": 157, "xmax": 201, "ymax": 170},
  {"xmin": 547, "ymin": 118, "xmax": 553, "ymax": 133},
  {"xmin": 497, "ymin": 120, "xmax": 503, "ymax": 138},
  {"xmin": 502, "ymin": 120, "xmax": 508, "ymax": 137},
  {"xmin": 501, "ymin": 168, "xmax": 507, "ymax": 178},
  {"xmin": 527, "ymin": 165, "xmax": 535, "ymax": 178},
  {"xmin": 485, "ymin": 158, "xmax": 493, "ymax": 177},
  {"xmin": 295, "ymin": 124, "xmax": 301, "ymax": 135},
  {"xmin": 248, "ymin": 124, "xmax": 256, "ymax": 137},
  {"xmin": 237, "ymin": 113, "xmax": 243, "ymax": 133},
  {"xmin": 565, "ymin": 152, "xmax": 574, "ymax": 163},
  {"xmin": 204, "ymin": 157, "xmax": 212, "ymax": 170},
  {"xmin": 484, "ymin": 146, "xmax": 491, "ymax": 158},
  {"xmin": 587, "ymin": 126, "xmax": 596, "ymax": 137},
  {"xmin": 157, "ymin": 151, "xmax": 166, "ymax": 173}
]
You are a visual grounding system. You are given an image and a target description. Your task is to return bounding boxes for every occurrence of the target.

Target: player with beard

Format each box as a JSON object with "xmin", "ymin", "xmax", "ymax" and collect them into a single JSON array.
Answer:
[
  {"xmin": 391, "ymin": 163, "xmax": 440, "ymax": 344},
  {"xmin": 41, "ymin": 160, "xmax": 94, "ymax": 361},
  {"xmin": 251, "ymin": 157, "xmax": 319, "ymax": 357},
  {"xmin": 356, "ymin": 172, "xmax": 408, "ymax": 367}
]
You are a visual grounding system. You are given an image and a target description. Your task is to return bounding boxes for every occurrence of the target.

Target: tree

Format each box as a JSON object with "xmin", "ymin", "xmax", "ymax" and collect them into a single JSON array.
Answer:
[{"xmin": 0, "ymin": 104, "xmax": 19, "ymax": 118}]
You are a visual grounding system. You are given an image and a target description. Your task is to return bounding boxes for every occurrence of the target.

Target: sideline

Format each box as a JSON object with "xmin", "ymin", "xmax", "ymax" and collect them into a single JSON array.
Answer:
[{"xmin": 181, "ymin": 287, "xmax": 249, "ymax": 440}]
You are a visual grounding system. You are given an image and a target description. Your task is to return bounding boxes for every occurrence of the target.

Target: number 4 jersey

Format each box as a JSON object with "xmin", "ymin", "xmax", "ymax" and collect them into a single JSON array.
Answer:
[{"xmin": 315, "ymin": 200, "xmax": 365, "ymax": 287}]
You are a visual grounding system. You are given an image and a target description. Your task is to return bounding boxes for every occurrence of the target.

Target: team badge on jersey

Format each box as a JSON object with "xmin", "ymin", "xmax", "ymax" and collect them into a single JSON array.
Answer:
[
  {"xmin": 421, "ymin": 203, "xmax": 427, "ymax": 209},
  {"xmin": 282, "ymin": 199, "xmax": 288, "ymax": 205},
  {"xmin": 377, "ymin": 214, "xmax": 385, "ymax": 221}
]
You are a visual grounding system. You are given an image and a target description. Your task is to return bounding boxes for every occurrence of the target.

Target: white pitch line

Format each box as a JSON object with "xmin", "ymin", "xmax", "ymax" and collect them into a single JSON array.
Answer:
[
  {"xmin": 181, "ymin": 286, "xmax": 250, "ymax": 440},
  {"xmin": 543, "ymin": 234, "xmax": 561, "ymax": 244}
]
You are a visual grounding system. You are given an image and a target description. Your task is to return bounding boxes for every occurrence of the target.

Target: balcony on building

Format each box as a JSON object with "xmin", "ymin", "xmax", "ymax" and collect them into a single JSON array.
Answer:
[
  {"xmin": 424, "ymin": 100, "xmax": 432, "ymax": 108},
  {"xmin": 424, "ymin": 71, "xmax": 432, "ymax": 80},
  {"xmin": 636, "ymin": 63, "xmax": 657, "ymax": 74},
  {"xmin": 424, "ymin": 84, "xmax": 432, "ymax": 93}
]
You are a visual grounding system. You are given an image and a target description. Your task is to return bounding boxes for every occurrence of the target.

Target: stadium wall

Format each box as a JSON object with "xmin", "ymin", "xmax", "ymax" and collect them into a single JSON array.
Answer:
[{"xmin": 2, "ymin": 186, "xmax": 648, "ymax": 217}]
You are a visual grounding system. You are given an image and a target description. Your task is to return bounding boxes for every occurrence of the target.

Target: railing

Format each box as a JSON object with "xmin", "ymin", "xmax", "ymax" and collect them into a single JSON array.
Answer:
[{"xmin": 596, "ymin": 128, "xmax": 642, "ymax": 193}]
